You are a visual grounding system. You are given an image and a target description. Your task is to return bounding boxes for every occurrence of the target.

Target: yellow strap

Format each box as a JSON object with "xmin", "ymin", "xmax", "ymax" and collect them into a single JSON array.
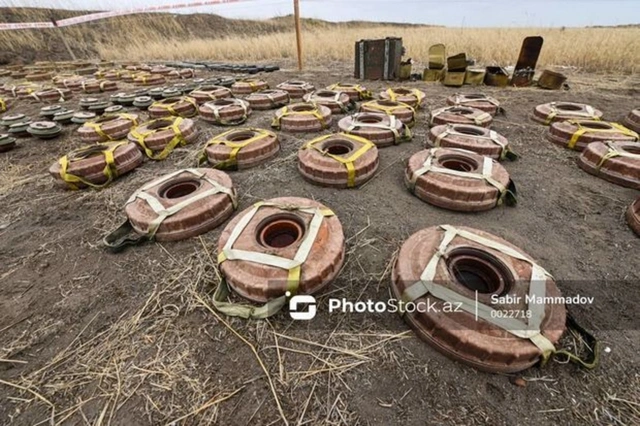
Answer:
[
  {"xmin": 385, "ymin": 88, "xmax": 425, "ymax": 106},
  {"xmin": 328, "ymin": 83, "xmax": 372, "ymax": 100},
  {"xmin": 84, "ymin": 121, "xmax": 112, "ymax": 141},
  {"xmin": 83, "ymin": 114, "xmax": 139, "ymax": 141},
  {"xmin": 596, "ymin": 141, "xmax": 640, "ymax": 169},
  {"xmin": 567, "ymin": 121, "xmax": 639, "ymax": 149},
  {"xmin": 240, "ymin": 79, "xmax": 261, "ymax": 92},
  {"xmin": 0, "ymin": 98, "xmax": 5, "ymax": 112},
  {"xmin": 545, "ymin": 104, "xmax": 600, "ymax": 125},
  {"xmin": 131, "ymin": 117, "xmax": 187, "ymax": 161},
  {"xmin": 303, "ymin": 133, "xmax": 375, "ymax": 187},
  {"xmin": 363, "ymin": 101, "xmax": 416, "ymax": 126},
  {"xmin": 271, "ymin": 105, "xmax": 328, "ymax": 130},
  {"xmin": 152, "ymin": 97, "xmax": 197, "ymax": 118},
  {"xmin": 202, "ymin": 128, "xmax": 272, "ymax": 169},
  {"xmin": 58, "ymin": 141, "xmax": 127, "ymax": 190}
]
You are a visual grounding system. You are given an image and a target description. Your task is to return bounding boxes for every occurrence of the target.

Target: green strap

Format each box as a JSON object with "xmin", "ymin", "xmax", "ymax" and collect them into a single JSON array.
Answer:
[
  {"xmin": 212, "ymin": 278, "xmax": 288, "ymax": 319},
  {"xmin": 551, "ymin": 312, "xmax": 600, "ymax": 369},
  {"xmin": 214, "ymin": 201, "xmax": 334, "ymax": 319}
]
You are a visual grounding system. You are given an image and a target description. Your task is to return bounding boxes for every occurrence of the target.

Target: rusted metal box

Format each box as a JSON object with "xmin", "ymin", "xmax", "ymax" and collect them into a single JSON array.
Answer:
[
  {"xmin": 465, "ymin": 68, "xmax": 486, "ymax": 85},
  {"xmin": 538, "ymin": 69, "xmax": 567, "ymax": 90},
  {"xmin": 447, "ymin": 53, "xmax": 468, "ymax": 71},
  {"xmin": 423, "ymin": 68, "xmax": 445, "ymax": 82},
  {"xmin": 444, "ymin": 71, "xmax": 466, "ymax": 87},
  {"xmin": 354, "ymin": 37, "xmax": 403, "ymax": 80},
  {"xmin": 484, "ymin": 66, "xmax": 510, "ymax": 87}
]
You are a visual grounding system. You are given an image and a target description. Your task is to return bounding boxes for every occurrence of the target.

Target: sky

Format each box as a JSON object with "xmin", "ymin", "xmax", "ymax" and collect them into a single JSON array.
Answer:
[{"xmin": 4, "ymin": 0, "xmax": 640, "ymax": 27}]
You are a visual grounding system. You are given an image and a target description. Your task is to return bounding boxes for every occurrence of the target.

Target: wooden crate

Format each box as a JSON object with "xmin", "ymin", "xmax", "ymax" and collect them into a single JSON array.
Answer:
[{"xmin": 354, "ymin": 37, "xmax": 403, "ymax": 80}]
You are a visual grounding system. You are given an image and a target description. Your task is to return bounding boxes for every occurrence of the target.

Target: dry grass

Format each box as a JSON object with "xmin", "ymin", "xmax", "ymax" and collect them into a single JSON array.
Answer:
[
  {"xmin": 0, "ymin": 216, "xmax": 409, "ymax": 424},
  {"xmin": 0, "ymin": 8, "xmax": 639, "ymax": 73},
  {"xmin": 99, "ymin": 26, "xmax": 640, "ymax": 73}
]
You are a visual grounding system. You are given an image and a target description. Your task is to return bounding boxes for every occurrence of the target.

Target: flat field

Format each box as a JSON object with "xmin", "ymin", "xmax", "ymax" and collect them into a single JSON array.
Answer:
[{"xmin": 0, "ymin": 64, "xmax": 638, "ymax": 425}]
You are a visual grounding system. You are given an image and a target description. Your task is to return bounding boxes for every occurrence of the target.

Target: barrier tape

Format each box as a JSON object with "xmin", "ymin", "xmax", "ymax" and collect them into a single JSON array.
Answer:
[{"xmin": 0, "ymin": 0, "xmax": 251, "ymax": 31}]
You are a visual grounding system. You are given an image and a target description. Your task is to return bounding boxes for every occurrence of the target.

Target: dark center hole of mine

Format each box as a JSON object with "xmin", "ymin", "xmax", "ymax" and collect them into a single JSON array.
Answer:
[
  {"xmin": 378, "ymin": 100, "xmax": 398, "ymax": 107},
  {"xmin": 161, "ymin": 180, "xmax": 200, "ymax": 199},
  {"xmin": 556, "ymin": 104, "xmax": 583, "ymax": 111},
  {"xmin": 439, "ymin": 155, "xmax": 478, "ymax": 172},
  {"xmin": 580, "ymin": 121, "xmax": 611, "ymax": 130},
  {"xmin": 447, "ymin": 249, "xmax": 511, "ymax": 295},
  {"xmin": 450, "ymin": 107, "xmax": 473, "ymax": 115},
  {"xmin": 317, "ymin": 91, "xmax": 336, "ymax": 98},
  {"xmin": 258, "ymin": 216, "xmax": 305, "ymax": 249},
  {"xmin": 454, "ymin": 126, "xmax": 485, "ymax": 136},
  {"xmin": 149, "ymin": 119, "xmax": 174, "ymax": 130},
  {"xmin": 465, "ymin": 94, "xmax": 486, "ymax": 100},
  {"xmin": 291, "ymin": 104, "xmax": 315, "ymax": 112},
  {"xmin": 358, "ymin": 115, "xmax": 384, "ymax": 124},
  {"xmin": 228, "ymin": 131, "xmax": 255, "ymax": 142},
  {"xmin": 323, "ymin": 140, "xmax": 354, "ymax": 155},
  {"xmin": 395, "ymin": 89, "xmax": 411, "ymax": 94},
  {"xmin": 622, "ymin": 146, "xmax": 640, "ymax": 155},
  {"xmin": 95, "ymin": 115, "xmax": 117, "ymax": 124}
]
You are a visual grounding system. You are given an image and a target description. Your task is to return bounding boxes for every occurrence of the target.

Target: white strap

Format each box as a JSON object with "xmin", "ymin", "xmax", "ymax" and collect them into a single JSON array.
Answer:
[
  {"xmin": 401, "ymin": 224, "xmax": 556, "ymax": 354},
  {"xmin": 221, "ymin": 202, "xmax": 328, "ymax": 272},
  {"xmin": 435, "ymin": 126, "xmax": 507, "ymax": 151},
  {"xmin": 204, "ymin": 99, "xmax": 248, "ymax": 121},
  {"xmin": 126, "ymin": 169, "xmax": 236, "ymax": 236},
  {"xmin": 430, "ymin": 107, "xmax": 490, "ymax": 126},
  {"xmin": 454, "ymin": 94, "xmax": 500, "ymax": 107},
  {"xmin": 605, "ymin": 142, "xmax": 640, "ymax": 159},
  {"xmin": 409, "ymin": 148, "xmax": 506, "ymax": 195},
  {"xmin": 348, "ymin": 115, "xmax": 401, "ymax": 140}
]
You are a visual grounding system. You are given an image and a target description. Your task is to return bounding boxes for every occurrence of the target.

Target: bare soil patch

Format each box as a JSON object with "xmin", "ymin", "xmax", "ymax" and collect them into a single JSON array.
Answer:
[{"xmin": 0, "ymin": 67, "xmax": 638, "ymax": 425}]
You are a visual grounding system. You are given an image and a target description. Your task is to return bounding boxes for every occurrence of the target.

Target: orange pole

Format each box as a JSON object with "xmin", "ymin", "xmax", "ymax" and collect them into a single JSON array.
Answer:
[{"xmin": 294, "ymin": 0, "xmax": 303, "ymax": 70}]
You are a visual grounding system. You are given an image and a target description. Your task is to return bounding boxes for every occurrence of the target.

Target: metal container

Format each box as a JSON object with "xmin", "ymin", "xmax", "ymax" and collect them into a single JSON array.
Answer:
[
  {"xmin": 465, "ymin": 68, "xmax": 486, "ymax": 86},
  {"xmin": 355, "ymin": 37, "xmax": 404, "ymax": 80},
  {"xmin": 511, "ymin": 36, "xmax": 544, "ymax": 87},
  {"xmin": 423, "ymin": 68, "xmax": 445, "ymax": 82},
  {"xmin": 399, "ymin": 63, "xmax": 412, "ymax": 80},
  {"xmin": 428, "ymin": 44, "xmax": 446, "ymax": 70},
  {"xmin": 444, "ymin": 71, "xmax": 466, "ymax": 87},
  {"xmin": 447, "ymin": 53, "xmax": 468, "ymax": 71},
  {"xmin": 538, "ymin": 70, "xmax": 567, "ymax": 90},
  {"xmin": 484, "ymin": 67, "xmax": 510, "ymax": 87}
]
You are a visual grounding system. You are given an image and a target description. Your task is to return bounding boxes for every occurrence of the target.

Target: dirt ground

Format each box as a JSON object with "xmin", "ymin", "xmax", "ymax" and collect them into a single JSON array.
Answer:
[{"xmin": 0, "ymin": 64, "xmax": 639, "ymax": 426}]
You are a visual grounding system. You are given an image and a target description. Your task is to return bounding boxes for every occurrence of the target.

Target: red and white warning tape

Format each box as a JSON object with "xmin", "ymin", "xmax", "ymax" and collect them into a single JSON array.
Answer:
[{"xmin": 0, "ymin": 0, "xmax": 251, "ymax": 30}]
